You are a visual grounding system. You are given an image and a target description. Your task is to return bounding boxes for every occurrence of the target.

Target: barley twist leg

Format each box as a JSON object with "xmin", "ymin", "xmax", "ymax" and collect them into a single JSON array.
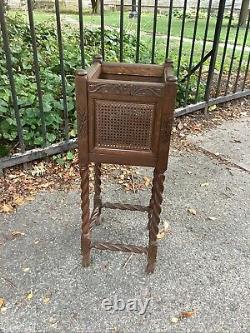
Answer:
[
  {"xmin": 147, "ymin": 169, "xmax": 156, "ymax": 230},
  {"xmin": 93, "ymin": 163, "xmax": 102, "ymax": 225},
  {"xmin": 80, "ymin": 165, "xmax": 91, "ymax": 267},
  {"xmin": 146, "ymin": 169, "xmax": 165, "ymax": 274}
]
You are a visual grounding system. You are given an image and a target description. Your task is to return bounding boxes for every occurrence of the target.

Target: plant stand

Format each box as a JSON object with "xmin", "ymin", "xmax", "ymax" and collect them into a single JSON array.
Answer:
[{"xmin": 75, "ymin": 55, "xmax": 177, "ymax": 273}]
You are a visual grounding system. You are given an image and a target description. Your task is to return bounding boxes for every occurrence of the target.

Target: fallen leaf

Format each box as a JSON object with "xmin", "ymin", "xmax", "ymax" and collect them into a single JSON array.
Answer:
[
  {"xmin": 143, "ymin": 176, "xmax": 151, "ymax": 187},
  {"xmin": 43, "ymin": 297, "xmax": 50, "ymax": 304},
  {"xmin": 14, "ymin": 196, "xmax": 25, "ymax": 205},
  {"xmin": 157, "ymin": 229, "xmax": 166, "ymax": 240},
  {"xmin": 192, "ymin": 124, "xmax": 202, "ymax": 132},
  {"xmin": 25, "ymin": 196, "xmax": 35, "ymax": 202},
  {"xmin": 180, "ymin": 310, "xmax": 196, "ymax": 318},
  {"xmin": 1, "ymin": 204, "xmax": 14, "ymax": 213},
  {"xmin": 177, "ymin": 122, "xmax": 184, "ymax": 130},
  {"xmin": 170, "ymin": 317, "xmax": 179, "ymax": 324},
  {"xmin": 31, "ymin": 163, "xmax": 46, "ymax": 176},
  {"xmin": 208, "ymin": 216, "xmax": 217, "ymax": 221},
  {"xmin": 0, "ymin": 298, "xmax": 6, "ymax": 309},
  {"xmin": 11, "ymin": 231, "xmax": 25, "ymax": 238},
  {"xmin": 209, "ymin": 105, "xmax": 217, "ymax": 112},
  {"xmin": 157, "ymin": 221, "xmax": 170, "ymax": 240},
  {"xmin": 22, "ymin": 267, "xmax": 30, "ymax": 272},
  {"xmin": 26, "ymin": 291, "xmax": 33, "ymax": 300},
  {"xmin": 188, "ymin": 208, "xmax": 197, "ymax": 215}
]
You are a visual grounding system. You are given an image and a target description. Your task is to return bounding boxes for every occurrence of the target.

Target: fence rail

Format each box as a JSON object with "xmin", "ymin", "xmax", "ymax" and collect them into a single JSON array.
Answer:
[{"xmin": 0, "ymin": 0, "xmax": 249, "ymax": 170}]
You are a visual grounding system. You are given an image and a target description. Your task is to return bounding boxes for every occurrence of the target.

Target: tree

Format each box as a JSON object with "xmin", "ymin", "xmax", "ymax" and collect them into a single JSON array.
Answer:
[
  {"xmin": 239, "ymin": 0, "xmax": 249, "ymax": 26},
  {"xmin": 3, "ymin": 0, "xmax": 8, "ymax": 12},
  {"xmin": 91, "ymin": 0, "xmax": 100, "ymax": 14}
]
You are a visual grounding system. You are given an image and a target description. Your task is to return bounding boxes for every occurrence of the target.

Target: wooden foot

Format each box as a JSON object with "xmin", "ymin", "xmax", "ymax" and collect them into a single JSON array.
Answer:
[
  {"xmin": 146, "ymin": 243, "xmax": 157, "ymax": 273},
  {"xmin": 146, "ymin": 168, "xmax": 165, "ymax": 274},
  {"xmin": 82, "ymin": 246, "xmax": 91, "ymax": 267},
  {"xmin": 80, "ymin": 165, "xmax": 91, "ymax": 266}
]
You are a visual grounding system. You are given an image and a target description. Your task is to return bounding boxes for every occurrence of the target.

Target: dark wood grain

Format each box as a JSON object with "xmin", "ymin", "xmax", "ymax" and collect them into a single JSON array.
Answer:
[{"xmin": 76, "ymin": 58, "xmax": 177, "ymax": 274}]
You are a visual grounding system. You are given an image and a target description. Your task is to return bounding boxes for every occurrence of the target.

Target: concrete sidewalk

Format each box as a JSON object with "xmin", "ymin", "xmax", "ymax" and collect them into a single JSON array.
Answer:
[{"xmin": 0, "ymin": 117, "xmax": 249, "ymax": 333}]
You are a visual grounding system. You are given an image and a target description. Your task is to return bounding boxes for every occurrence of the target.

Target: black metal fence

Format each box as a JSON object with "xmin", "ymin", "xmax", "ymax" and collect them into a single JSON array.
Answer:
[{"xmin": 0, "ymin": 0, "xmax": 249, "ymax": 169}]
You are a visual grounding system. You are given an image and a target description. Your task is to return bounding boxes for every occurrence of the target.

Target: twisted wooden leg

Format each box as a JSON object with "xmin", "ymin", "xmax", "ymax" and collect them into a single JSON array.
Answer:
[
  {"xmin": 147, "ymin": 170, "xmax": 156, "ymax": 230},
  {"xmin": 93, "ymin": 163, "xmax": 102, "ymax": 225},
  {"xmin": 80, "ymin": 165, "xmax": 91, "ymax": 267},
  {"xmin": 146, "ymin": 169, "xmax": 165, "ymax": 274}
]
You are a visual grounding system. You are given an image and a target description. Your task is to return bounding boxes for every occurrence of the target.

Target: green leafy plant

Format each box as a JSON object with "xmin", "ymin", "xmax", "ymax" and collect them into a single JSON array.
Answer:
[
  {"xmin": 0, "ymin": 14, "xmax": 139, "ymax": 154},
  {"xmin": 0, "ymin": 13, "xmax": 206, "ymax": 156},
  {"xmin": 172, "ymin": 9, "xmax": 208, "ymax": 20},
  {"xmin": 52, "ymin": 151, "xmax": 74, "ymax": 167}
]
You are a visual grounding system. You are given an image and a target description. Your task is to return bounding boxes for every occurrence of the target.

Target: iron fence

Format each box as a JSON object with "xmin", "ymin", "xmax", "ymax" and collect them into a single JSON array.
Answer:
[{"xmin": 0, "ymin": 0, "xmax": 249, "ymax": 169}]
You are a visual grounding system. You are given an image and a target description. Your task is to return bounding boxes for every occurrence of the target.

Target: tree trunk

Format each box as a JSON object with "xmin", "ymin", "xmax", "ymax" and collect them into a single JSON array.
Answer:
[
  {"xmin": 239, "ymin": 0, "xmax": 249, "ymax": 26},
  {"xmin": 91, "ymin": 0, "xmax": 100, "ymax": 14}
]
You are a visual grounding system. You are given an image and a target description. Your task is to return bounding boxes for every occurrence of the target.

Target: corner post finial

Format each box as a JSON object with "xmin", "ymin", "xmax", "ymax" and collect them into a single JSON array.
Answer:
[
  {"xmin": 93, "ymin": 54, "xmax": 103, "ymax": 64},
  {"xmin": 164, "ymin": 59, "xmax": 177, "ymax": 83},
  {"xmin": 76, "ymin": 69, "xmax": 87, "ymax": 76}
]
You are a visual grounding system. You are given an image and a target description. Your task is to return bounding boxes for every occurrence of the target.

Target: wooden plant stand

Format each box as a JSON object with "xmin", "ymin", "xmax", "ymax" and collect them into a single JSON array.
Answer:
[{"xmin": 75, "ymin": 55, "xmax": 177, "ymax": 273}]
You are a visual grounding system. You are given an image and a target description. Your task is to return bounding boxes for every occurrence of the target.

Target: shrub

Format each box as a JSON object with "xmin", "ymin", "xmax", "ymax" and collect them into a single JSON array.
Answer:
[
  {"xmin": 0, "ymin": 14, "xmax": 140, "ymax": 152},
  {"xmin": 0, "ymin": 14, "xmax": 203, "ymax": 155}
]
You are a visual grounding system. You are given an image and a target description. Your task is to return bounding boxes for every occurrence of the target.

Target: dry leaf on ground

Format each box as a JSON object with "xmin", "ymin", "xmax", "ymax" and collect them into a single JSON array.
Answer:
[
  {"xmin": 22, "ymin": 267, "xmax": 30, "ymax": 272},
  {"xmin": 0, "ymin": 204, "xmax": 14, "ymax": 214},
  {"xmin": 43, "ymin": 296, "xmax": 50, "ymax": 304},
  {"xmin": 11, "ymin": 231, "xmax": 25, "ymax": 239},
  {"xmin": 157, "ymin": 221, "xmax": 170, "ymax": 240},
  {"xmin": 200, "ymin": 182, "xmax": 209, "ymax": 187},
  {"xmin": 170, "ymin": 317, "xmax": 179, "ymax": 324},
  {"xmin": 180, "ymin": 310, "xmax": 196, "ymax": 319},
  {"xmin": 26, "ymin": 291, "xmax": 33, "ymax": 300},
  {"xmin": 0, "ymin": 298, "xmax": 6, "ymax": 309},
  {"xmin": 1, "ymin": 99, "xmax": 248, "ymax": 212},
  {"xmin": 208, "ymin": 216, "xmax": 217, "ymax": 221},
  {"xmin": 143, "ymin": 176, "xmax": 151, "ymax": 187},
  {"xmin": 14, "ymin": 196, "xmax": 25, "ymax": 205},
  {"xmin": 188, "ymin": 208, "xmax": 197, "ymax": 215}
]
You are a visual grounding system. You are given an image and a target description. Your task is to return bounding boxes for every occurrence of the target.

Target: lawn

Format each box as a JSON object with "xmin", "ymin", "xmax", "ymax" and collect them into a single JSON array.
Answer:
[
  {"xmin": 7, "ymin": 9, "xmax": 249, "ymax": 77},
  {"xmin": 9, "ymin": 10, "xmax": 249, "ymax": 46},
  {"xmin": 70, "ymin": 11, "xmax": 249, "ymax": 46},
  {"xmin": 7, "ymin": 10, "xmax": 249, "ymax": 86}
]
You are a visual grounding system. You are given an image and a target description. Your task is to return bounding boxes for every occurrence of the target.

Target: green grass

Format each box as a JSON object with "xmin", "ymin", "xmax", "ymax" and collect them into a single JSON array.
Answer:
[
  {"xmin": 8, "ymin": 10, "xmax": 248, "ymax": 73},
  {"xmin": 70, "ymin": 11, "xmax": 249, "ymax": 46},
  {"xmin": 8, "ymin": 9, "xmax": 248, "ymax": 84},
  {"xmin": 7, "ymin": 9, "xmax": 249, "ymax": 88},
  {"xmin": 8, "ymin": 10, "xmax": 53, "ymax": 23},
  {"xmin": 9, "ymin": 10, "xmax": 249, "ymax": 46}
]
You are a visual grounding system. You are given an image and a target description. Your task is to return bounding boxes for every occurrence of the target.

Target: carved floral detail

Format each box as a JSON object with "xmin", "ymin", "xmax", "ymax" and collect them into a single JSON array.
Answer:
[{"xmin": 88, "ymin": 82, "xmax": 162, "ymax": 97}]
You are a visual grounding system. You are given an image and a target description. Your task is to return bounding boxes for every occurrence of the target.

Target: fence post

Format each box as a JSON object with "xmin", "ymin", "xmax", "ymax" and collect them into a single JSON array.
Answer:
[
  {"xmin": 27, "ymin": 0, "xmax": 47, "ymax": 146},
  {"xmin": 55, "ymin": 0, "xmax": 69, "ymax": 141},
  {"xmin": 204, "ymin": 0, "xmax": 226, "ymax": 108},
  {"xmin": 0, "ymin": 0, "xmax": 25, "ymax": 152}
]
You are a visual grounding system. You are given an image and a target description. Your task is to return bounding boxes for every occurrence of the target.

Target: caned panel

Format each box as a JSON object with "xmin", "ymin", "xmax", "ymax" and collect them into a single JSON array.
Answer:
[{"xmin": 95, "ymin": 100, "xmax": 155, "ymax": 151}]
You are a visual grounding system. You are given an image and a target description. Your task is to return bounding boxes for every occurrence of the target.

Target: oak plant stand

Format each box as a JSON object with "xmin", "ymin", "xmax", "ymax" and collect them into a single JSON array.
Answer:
[{"xmin": 75, "ymin": 55, "xmax": 177, "ymax": 273}]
